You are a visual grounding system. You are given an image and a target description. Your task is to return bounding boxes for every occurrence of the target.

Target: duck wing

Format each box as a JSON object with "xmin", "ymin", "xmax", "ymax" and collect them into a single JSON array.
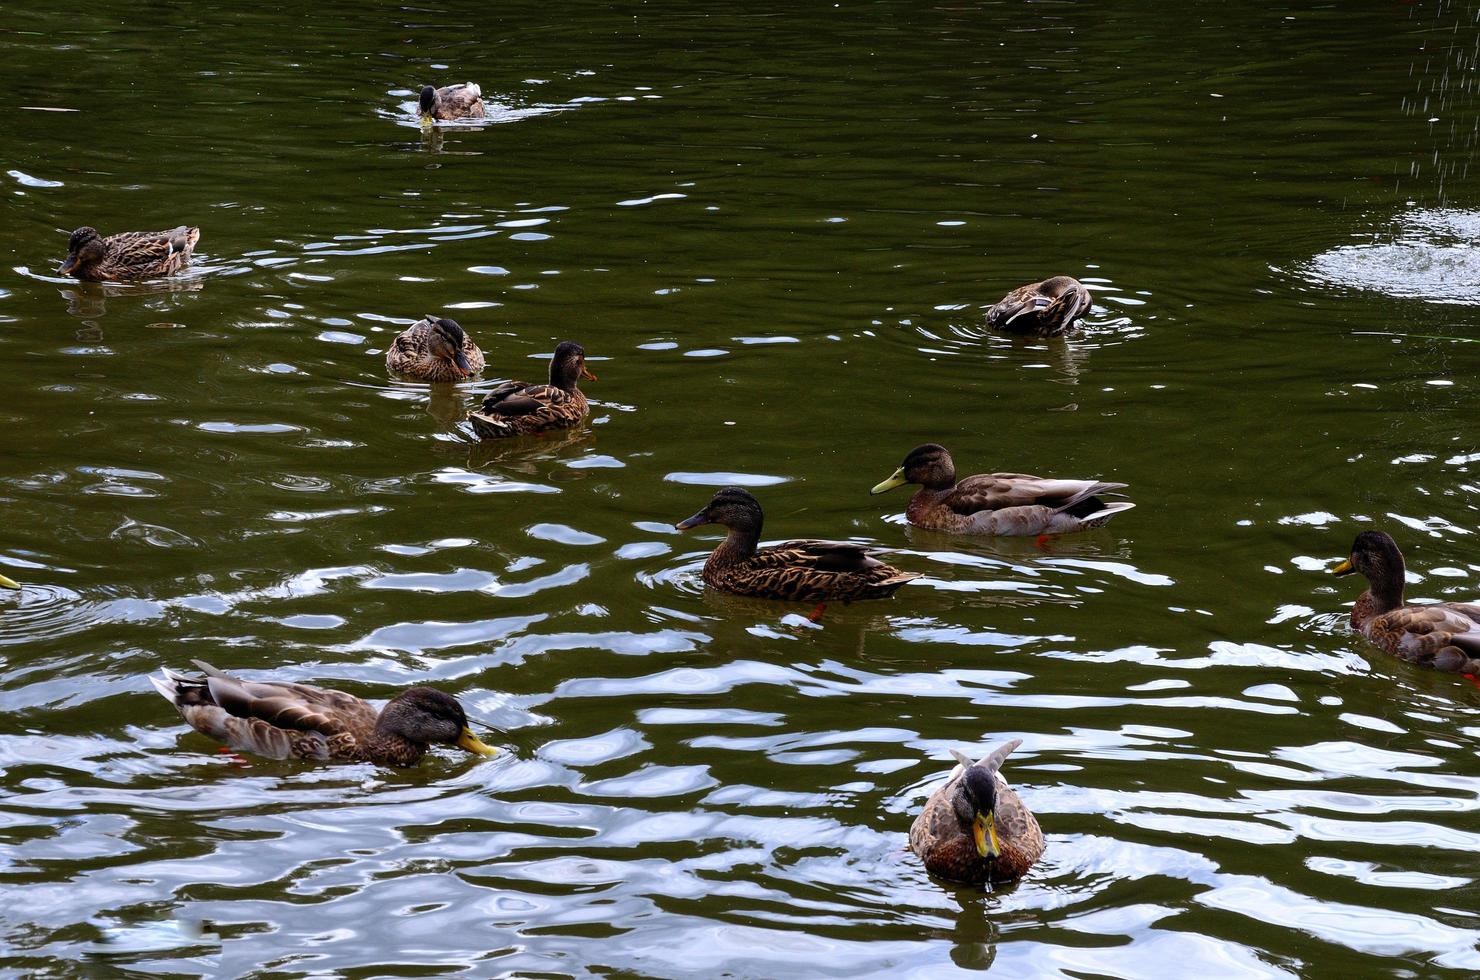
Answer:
[
  {"xmin": 190, "ymin": 660, "xmax": 375, "ymax": 735},
  {"xmin": 1371, "ymin": 603, "xmax": 1480, "ymax": 672},
  {"xmin": 765, "ymin": 539, "xmax": 887, "ymax": 574},
  {"xmin": 478, "ymin": 381, "xmax": 549, "ymax": 417},
  {"xmin": 946, "ymin": 474, "xmax": 1126, "ymax": 516}
]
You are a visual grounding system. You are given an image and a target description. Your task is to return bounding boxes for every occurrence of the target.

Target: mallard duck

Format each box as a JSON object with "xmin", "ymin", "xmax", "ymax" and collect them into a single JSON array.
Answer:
[
  {"xmin": 871, "ymin": 444, "xmax": 1134, "ymax": 536},
  {"xmin": 674, "ymin": 486, "xmax": 920, "ymax": 606},
  {"xmin": 149, "ymin": 660, "xmax": 498, "ymax": 766},
  {"xmin": 419, "ymin": 83, "xmax": 486, "ymax": 123},
  {"xmin": 909, "ymin": 740, "xmax": 1044, "ymax": 885},
  {"xmin": 385, "ymin": 315, "xmax": 485, "ymax": 382},
  {"xmin": 468, "ymin": 341, "xmax": 595, "ymax": 440},
  {"xmin": 60, "ymin": 225, "xmax": 200, "ymax": 282},
  {"xmin": 986, "ymin": 276, "xmax": 1091, "ymax": 337},
  {"xmin": 1332, "ymin": 530, "xmax": 1480, "ymax": 674}
]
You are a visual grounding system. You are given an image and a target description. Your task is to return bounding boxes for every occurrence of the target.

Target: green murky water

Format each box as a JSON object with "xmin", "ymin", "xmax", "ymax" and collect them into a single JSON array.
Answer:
[{"xmin": 3, "ymin": 2, "xmax": 1480, "ymax": 976}]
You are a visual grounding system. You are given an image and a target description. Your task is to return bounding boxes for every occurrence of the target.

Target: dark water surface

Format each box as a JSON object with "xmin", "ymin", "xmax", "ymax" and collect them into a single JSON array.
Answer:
[{"xmin": 3, "ymin": 2, "xmax": 1480, "ymax": 976}]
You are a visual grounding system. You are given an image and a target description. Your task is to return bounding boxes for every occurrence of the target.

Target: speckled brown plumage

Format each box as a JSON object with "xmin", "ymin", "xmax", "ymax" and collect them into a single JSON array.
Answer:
[
  {"xmin": 985, "ymin": 276, "xmax": 1091, "ymax": 337},
  {"xmin": 675, "ymin": 487, "xmax": 919, "ymax": 603},
  {"xmin": 386, "ymin": 315, "xmax": 485, "ymax": 382},
  {"xmin": 910, "ymin": 741, "xmax": 1044, "ymax": 885},
  {"xmin": 468, "ymin": 341, "xmax": 595, "ymax": 439},
  {"xmin": 1333, "ymin": 530, "xmax": 1480, "ymax": 674},
  {"xmin": 419, "ymin": 82, "xmax": 486, "ymax": 121},
  {"xmin": 872, "ymin": 444, "xmax": 1134, "ymax": 536},
  {"xmin": 60, "ymin": 225, "xmax": 199, "ymax": 282},
  {"xmin": 149, "ymin": 660, "xmax": 498, "ymax": 766}
]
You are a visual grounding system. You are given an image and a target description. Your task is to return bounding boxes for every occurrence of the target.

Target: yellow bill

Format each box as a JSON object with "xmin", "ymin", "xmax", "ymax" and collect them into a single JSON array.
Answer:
[
  {"xmin": 1331, "ymin": 559, "xmax": 1354, "ymax": 576},
  {"xmin": 0, "ymin": 572, "xmax": 19, "ymax": 589},
  {"xmin": 456, "ymin": 726, "xmax": 498, "ymax": 757},
  {"xmin": 972, "ymin": 810, "xmax": 1001, "ymax": 858},
  {"xmin": 870, "ymin": 467, "xmax": 907, "ymax": 496}
]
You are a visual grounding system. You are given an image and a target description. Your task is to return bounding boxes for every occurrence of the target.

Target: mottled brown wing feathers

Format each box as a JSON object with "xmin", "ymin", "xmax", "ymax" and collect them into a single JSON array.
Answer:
[
  {"xmin": 480, "ymin": 383, "xmax": 546, "ymax": 416},
  {"xmin": 769, "ymin": 539, "xmax": 881, "ymax": 574}
]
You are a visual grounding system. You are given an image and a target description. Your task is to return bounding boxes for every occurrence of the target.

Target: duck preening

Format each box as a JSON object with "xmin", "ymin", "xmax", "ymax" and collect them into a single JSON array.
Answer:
[
  {"xmin": 150, "ymin": 660, "xmax": 498, "ymax": 766},
  {"xmin": 871, "ymin": 443, "xmax": 1133, "ymax": 536},
  {"xmin": 674, "ymin": 486, "xmax": 919, "ymax": 604},
  {"xmin": 468, "ymin": 341, "xmax": 595, "ymax": 439},
  {"xmin": 909, "ymin": 739, "xmax": 1044, "ymax": 885},
  {"xmin": 60, "ymin": 225, "xmax": 200, "ymax": 282},
  {"xmin": 986, "ymin": 276, "xmax": 1091, "ymax": 337},
  {"xmin": 1332, "ymin": 530, "xmax": 1480, "ymax": 674},
  {"xmin": 386, "ymin": 315, "xmax": 485, "ymax": 382}
]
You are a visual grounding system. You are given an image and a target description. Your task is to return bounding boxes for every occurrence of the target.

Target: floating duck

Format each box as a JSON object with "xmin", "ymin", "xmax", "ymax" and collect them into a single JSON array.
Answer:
[{"xmin": 149, "ymin": 660, "xmax": 498, "ymax": 766}]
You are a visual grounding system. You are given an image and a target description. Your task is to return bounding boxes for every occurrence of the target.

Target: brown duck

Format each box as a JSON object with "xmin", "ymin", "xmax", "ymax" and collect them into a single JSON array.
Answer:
[
  {"xmin": 986, "ymin": 276, "xmax": 1091, "ymax": 337},
  {"xmin": 674, "ymin": 486, "xmax": 919, "ymax": 606},
  {"xmin": 60, "ymin": 225, "xmax": 200, "ymax": 282},
  {"xmin": 386, "ymin": 315, "xmax": 485, "ymax": 382},
  {"xmin": 871, "ymin": 444, "xmax": 1133, "ymax": 536},
  {"xmin": 468, "ymin": 341, "xmax": 595, "ymax": 439},
  {"xmin": 419, "ymin": 83, "xmax": 486, "ymax": 123},
  {"xmin": 1332, "ymin": 530, "xmax": 1480, "ymax": 674},
  {"xmin": 910, "ymin": 740, "xmax": 1044, "ymax": 885},
  {"xmin": 149, "ymin": 660, "xmax": 498, "ymax": 766}
]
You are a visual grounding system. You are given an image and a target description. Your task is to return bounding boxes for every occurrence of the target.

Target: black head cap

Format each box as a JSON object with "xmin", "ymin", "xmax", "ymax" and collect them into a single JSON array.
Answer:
[
  {"xmin": 419, "ymin": 85, "xmax": 437, "ymax": 113},
  {"xmin": 68, "ymin": 226, "xmax": 100, "ymax": 251}
]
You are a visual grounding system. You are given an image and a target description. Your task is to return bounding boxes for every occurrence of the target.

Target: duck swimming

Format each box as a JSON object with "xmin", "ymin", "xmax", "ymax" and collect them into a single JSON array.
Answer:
[
  {"xmin": 385, "ymin": 315, "xmax": 485, "ymax": 382},
  {"xmin": 986, "ymin": 276, "xmax": 1091, "ymax": 337},
  {"xmin": 909, "ymin": 739, "xmax": 1044, "ymax": 885},
  {"xmin": 468, "ymin": 341, "xmax": 595, "ymax": 439},
  {"xmin": 149, "ymin": 660, "xmax": 498, "ymax": 766},
  {"xmin": 60, "ymin": 226, "xmax": 200, "ymax": 282},
  {"xmin": 674, "ymin": 486, "xmax": 919, "ymax": 606},
  {"xmin": 871, "ymin": 443, "xmax": 1134, "ymax": 536},
  {"xmin": 1332, "ymin": 530, "xmax": 1480, "ymax": 675},
  {"xmin": 419, "ymin": 82, "xmax": 486, "ymax": 123}
]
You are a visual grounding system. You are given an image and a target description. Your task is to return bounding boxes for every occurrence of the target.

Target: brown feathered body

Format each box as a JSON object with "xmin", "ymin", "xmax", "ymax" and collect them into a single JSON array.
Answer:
[
  {"xmin": 1337, "ymin": 531, "xmax": 1480, "ymax": 674},
  {"xmin": 676, "ymin": 487, "xmax": 919, "ymax": 603},
  {"xmin": 61, "ymin": 226, "xmax": 200, "ymax": 282},
  {"xmin": 703, "ymin": 537, "xmax": 919, "ymax": 603},
  {"xmin": 386, "ymin": 316, "xmax": 486, "ymax": 382},
  {"xmin": 420, "ymin": 82, "xmax": 486, "ymax": 121},
  {"xmin": 150, "ymin": 661, "xmax": 487, "ymax": 766},
  {"xmin": 986, "ymin": 276, "xmax": 1091, "ymax": 337},
  {"xmin": 468, "ymin": 341, "xmax": 594, "ymax": 439},
  {"xmin": 910, "ymin": 742, "xmax": 1044, "ymax": 885},
  {"xmin": 875, "ymin": 444, "xmax": 1133, "ymax": 536}
]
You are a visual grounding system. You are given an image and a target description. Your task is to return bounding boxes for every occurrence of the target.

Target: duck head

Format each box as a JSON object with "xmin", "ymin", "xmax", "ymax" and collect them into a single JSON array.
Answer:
[
  {"xmin": 1332, "ymin": 529, "xmax": 1407, "ymax": 609},
  {"xmin": 871, "ymin": 443, "xmax": 956, "ymax": 494},
  {"xmin": 377, "ymin": 686, "xmax": 497, "ymax": 756},
  {"xmin": 426, "ymin": 316, "xmax": 472, "ymax": 376},
  {"xmin": 674, "ymin": 486, "xmax": 764, "ymax": 536},
  {"xmin": 60, "ymin": 226, "xmax": 105, "ymax": 277},
  {"xmin": 549, "ymin": 340, "xmax": 597, "ymax": 389}
]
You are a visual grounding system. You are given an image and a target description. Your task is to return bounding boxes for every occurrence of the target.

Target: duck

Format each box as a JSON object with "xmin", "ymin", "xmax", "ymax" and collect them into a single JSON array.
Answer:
[
  {"xmin": 870, "ymin": 443, "xmax": 1134, "ymax": 536},
  {"xmin": 674, "ymin": 486, "xmax": 920, "ymax": 608},
  {"xmin": 419, "ymin": 83, "xmax": 486, "ymax": 123},
  {"xmin": 909, "ymin": 739, "xmax": 1044, "ymax": 885},
  {"xmin": 60, "ymin": 225, "xmax": 200, "ymax": 282},
  {"xmin": 986, "ymin": 276, "xmax": 1091, "ymax": 337},
  {"xmin": 385, "ymin": 315, "xmax": 485, "ymax": 382},
  {"xmin": 1332, "ymin": 530, "xmax": 1480, "ymax": 674},
  {"xmin": 149, "ymin": 660, "xmax": 498, "ymax": 766},
  {"xmin": 468, "ymin": 341, "xmax": 595, "ymax": 439}
]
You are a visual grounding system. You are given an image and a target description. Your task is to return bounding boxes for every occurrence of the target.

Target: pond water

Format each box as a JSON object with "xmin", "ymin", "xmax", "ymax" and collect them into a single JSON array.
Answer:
[{"xmin": 2, "ymin": 2, "xmax": 1479, "ymax": 976}]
